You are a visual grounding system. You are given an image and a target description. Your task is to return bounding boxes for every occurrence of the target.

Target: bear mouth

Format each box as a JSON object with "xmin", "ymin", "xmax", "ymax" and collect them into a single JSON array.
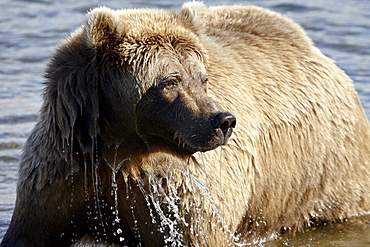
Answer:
[
  {"xmin": 172, "ymin": 131, "xmax": 228, "ymax": 154},
  {"xmin": 141, "ymin": 132, "xmax": 226, "ymax": 157}
]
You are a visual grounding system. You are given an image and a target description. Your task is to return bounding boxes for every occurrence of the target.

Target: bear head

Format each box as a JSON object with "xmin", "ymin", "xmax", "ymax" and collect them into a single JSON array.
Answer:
[{"xmin": 45, "ymin": 6, "xmax": 236, "ymax": 161}]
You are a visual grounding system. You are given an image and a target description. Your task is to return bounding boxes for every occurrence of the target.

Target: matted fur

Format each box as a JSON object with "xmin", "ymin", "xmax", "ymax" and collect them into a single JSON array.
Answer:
[{"xmin": 2, "ymin": 2, "xmax": 370, "ymax": 246}]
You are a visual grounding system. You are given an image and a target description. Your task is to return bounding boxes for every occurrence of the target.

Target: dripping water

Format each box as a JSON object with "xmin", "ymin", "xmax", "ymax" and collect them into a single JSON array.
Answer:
[
  {"xmin": 84, "ymin": 160, "xmax": 94, "ymax": 233},
  {"xmin": 130, "ymin": 196, "xmax": 142, "ymax": 245},
  {"xmin": 121, "ymin": 171, "xmax": 143, "ymax": 244},
  {"xmin": 104, "ymin": 144, "xmax": 129, "ymax": 242},
  {"xmin": 130, "ymin": 152, "xmax": 240, "ymax": 246},
  {"xmin": 71, "ymin": 132, "xmax": 236, "ymax": 245},
  {"xmin": 62, "ymin": 129, "xmax": 78, "ymax": 241},
  {"xmin": 112, "ymin": 147, "xmax": 121, "ymax": 227},
  {"xmin": 137, "ymin": 182, "xmax": 157, "ymax": 225},
  {"xmin": 69, "ymin": 170, "xmax": 78, "ymax": 241},
  {"xmin": 91, "ymin": 137, "xmax": 106, "ymax": 239},
  {"xmin": 146, "ymin": 173, "xmax": 185, "ymax": 247},
  {"xmin": 124, "ymin": 173, "xmax": 131, "ymax": 200}
]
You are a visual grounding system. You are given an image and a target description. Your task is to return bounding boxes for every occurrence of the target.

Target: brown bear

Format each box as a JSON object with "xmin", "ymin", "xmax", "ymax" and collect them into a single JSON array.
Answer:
[{"xmin": 2, "ymin": 2, "xmax": 370, "ymax": 246}]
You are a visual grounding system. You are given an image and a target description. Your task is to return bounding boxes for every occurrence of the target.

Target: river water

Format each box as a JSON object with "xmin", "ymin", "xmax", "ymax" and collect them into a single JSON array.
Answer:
[{"xmin": 0, "ymin": 0, "xmax": 369, "ymax": 245}]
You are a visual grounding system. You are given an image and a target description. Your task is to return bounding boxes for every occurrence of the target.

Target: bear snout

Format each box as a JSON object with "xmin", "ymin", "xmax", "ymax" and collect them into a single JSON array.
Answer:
[{"xmin": 211, "ymin": 112, "xmax": 236, "ymax": 142}]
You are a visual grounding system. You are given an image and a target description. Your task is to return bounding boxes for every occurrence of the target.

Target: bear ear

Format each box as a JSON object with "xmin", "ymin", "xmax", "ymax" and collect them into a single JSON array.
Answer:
[
  {"xmin": 180, "ymin": 1, "xmax": 207, "ymax": 35},
  {"xmin": 85, "ymin": 6, "xmax": 125, "ymax": 49}
]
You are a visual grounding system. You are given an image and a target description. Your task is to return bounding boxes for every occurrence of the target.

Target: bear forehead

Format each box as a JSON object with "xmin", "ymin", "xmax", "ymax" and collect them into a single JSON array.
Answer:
[
  {"xmin": 86, "ymin": 7, "xmax": 207, "ymax": 67},
  {"xmin": 88, "ymin": 7, "xmax": 196, "ymax": 44},
  {"xmin": 118, "ymin": 10, "xmax": 184, "ymax": 37}
]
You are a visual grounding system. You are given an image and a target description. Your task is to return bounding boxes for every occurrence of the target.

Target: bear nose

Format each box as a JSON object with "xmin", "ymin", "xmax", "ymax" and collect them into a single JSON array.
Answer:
[{"xmin": 211, "ymin": 112, "xmax": 237, "ymax": 139}]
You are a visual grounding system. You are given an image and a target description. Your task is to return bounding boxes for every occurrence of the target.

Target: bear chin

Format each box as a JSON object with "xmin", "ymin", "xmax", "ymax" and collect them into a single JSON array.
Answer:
[
  {"xmin": 143, "ymin": 132, "xmax": 230, "ymax": 157},
  {"xmin": 175, "ymin": 134, "xmax": 233, "ymax": 153}
]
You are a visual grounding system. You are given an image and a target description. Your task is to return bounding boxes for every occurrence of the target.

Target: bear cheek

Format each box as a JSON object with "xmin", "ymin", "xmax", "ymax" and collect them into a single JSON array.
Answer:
[
  {"xmin": 135, "ymin": 91, "xmax": 174, "ymax": 139},
  {"xmin": 161, "ymin": 86, "xmax": 180, "ymax": 104}
]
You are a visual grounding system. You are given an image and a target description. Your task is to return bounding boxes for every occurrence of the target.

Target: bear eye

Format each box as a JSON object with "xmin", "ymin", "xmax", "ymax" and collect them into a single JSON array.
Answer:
[
  {"xmin": 161, "ymin": 74, "xmax": 181, "ymax": 89},
  {"xmin": 164, "ymin": 78, "xmax": 178, "ymax": 87}
]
